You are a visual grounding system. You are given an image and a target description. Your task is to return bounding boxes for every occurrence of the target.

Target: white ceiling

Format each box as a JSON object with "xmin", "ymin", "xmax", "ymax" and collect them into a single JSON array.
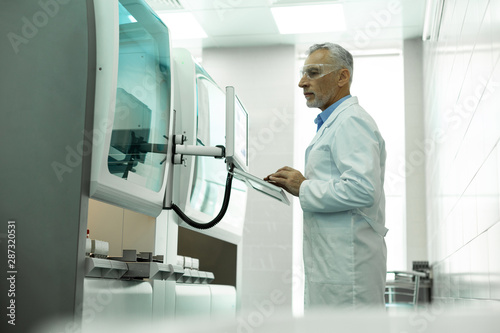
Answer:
[{"xmin": 145, "ymin": 0, "xmax": 427, "ymax": 53}]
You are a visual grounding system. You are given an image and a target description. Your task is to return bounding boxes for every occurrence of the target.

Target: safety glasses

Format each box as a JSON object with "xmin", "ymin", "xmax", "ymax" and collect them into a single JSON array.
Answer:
[{"xmin": 299, "ymin": 64, "xmax": 338, "ymax": 80}]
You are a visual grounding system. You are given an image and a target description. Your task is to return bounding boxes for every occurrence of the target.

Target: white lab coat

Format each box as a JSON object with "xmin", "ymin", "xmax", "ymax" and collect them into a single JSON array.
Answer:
[{"xmin": 299, "ymin": 96, "xmax": 388, "ymax": 310}]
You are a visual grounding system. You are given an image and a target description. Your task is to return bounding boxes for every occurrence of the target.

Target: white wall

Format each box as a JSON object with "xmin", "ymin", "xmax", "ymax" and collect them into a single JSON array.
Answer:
[
  {"xmin": 424, "ymin": 0, "xmax": 500, "ymax": 303},
  {"xmin": 351, "ymin": 54, "xmax": 407, "ymax": 271},
  {"xmin": 201, "ymin": 45, "xmax": 296, "ymax": 314},
  {"xmin": 403, "ymin": 38, "xmax": 428, "ymax": 269}
]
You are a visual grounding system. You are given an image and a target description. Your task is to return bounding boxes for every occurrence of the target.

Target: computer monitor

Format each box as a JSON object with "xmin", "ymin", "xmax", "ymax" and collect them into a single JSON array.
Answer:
[
  {"xmin": 224, "ymin": 86, "xmax": 290, "ymax": 206},
  {"xmin": 225, "ymin": 86, "xmax": 249, "ymax": 172},
  {"xmin": 89, "ymin": 0, "xmax": 173, "ymax": 217}
]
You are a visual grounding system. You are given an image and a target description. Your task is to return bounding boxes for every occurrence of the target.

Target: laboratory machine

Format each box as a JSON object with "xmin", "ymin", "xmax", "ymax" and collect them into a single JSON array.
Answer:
[{"xmin": 84, "ymin": 0, "xmax": 289, "ymax": 326}]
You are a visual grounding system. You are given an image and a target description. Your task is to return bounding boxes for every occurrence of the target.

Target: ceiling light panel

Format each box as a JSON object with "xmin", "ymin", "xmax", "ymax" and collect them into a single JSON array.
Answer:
[
  {"xmin": 270, "ymin": 0, "xmax": 339, "ymax": 5},
  {"xmin": 173, "ymin": 0, "xmax": 270, "ymax": 11},
  {"xmin": 271, "ymin": 4, "xmax": 346, "ymax": 34},
  {"xmin": 146, "ymin": 0, "xmax": 183, "ymax": 10},
  {"xmin": 158, "ymin": 12, "xmax": 208, "ymax": 39},
  {"xmin": 194, "ymin": 7, "xmax": 279, "ymax": 37}
]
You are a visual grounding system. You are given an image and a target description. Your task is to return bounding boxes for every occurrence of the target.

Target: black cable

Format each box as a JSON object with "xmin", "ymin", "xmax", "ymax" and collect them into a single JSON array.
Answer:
[{"xmin": 168, "ymin": 164, "xmax": 234, "ymax": 230}]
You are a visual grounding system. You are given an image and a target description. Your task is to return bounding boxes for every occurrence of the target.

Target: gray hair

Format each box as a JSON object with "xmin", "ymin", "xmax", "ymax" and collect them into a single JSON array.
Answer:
[{"xmin": 307, "ymin": 43, "xmax": 353, "ymax": 84}]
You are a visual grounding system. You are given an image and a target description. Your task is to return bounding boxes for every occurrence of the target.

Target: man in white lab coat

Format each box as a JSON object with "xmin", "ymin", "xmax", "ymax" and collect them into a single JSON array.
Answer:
[{"xmin": 265, "ymin": 43, "xmax": 387, "ymax": 310}]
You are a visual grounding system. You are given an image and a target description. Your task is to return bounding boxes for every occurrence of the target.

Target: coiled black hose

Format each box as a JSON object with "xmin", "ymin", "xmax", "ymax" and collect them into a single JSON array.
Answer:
[{"xmin": 169, "ymin": 164, "xmax": 234, "ymax": 230}]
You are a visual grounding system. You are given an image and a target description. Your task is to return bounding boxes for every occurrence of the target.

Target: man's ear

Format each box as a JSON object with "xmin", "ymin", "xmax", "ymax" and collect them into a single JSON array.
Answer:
[{"xmin": 338, "ymin": 68, "xmax": 350, "ymax": 87}]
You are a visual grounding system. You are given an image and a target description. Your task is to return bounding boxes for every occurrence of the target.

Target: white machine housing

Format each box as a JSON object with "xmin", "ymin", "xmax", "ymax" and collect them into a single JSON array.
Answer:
[
  {"xmin": 90, "ymin": 0, "xmax": 174, "ymax": 217},
  {"xmin": 172, "ymin": 48, "xmax": 247, "ymax": 244}
]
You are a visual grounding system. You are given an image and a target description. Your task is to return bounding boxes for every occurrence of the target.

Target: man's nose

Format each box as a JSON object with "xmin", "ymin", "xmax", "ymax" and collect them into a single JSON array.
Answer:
[{"xmin": 298, "ymin": 75, "xmax": 309, "ymax": 88}]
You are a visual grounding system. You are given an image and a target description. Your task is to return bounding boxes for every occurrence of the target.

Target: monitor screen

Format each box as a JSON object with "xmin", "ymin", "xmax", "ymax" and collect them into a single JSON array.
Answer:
[{"xmin": 225, "ymin": 86, "xmax": 249, "ymax": 172}]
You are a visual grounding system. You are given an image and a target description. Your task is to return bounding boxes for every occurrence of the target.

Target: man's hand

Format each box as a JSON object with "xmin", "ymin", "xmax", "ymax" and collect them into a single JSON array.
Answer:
[{"xmin": 264, "ymin": 166, "xmax": 306, "ymax": 197}]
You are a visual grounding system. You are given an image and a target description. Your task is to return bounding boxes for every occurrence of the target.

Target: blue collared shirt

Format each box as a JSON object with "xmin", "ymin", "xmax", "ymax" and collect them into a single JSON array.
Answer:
[{"xmin": 314, "ymin": 95, "xmax": 351, "ymax": 131}]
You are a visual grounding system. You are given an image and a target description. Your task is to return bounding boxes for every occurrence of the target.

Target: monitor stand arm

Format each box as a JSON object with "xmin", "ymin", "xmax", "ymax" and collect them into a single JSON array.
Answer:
[
  {"xmin": 171, "ymin": 134, "xmax": 225, "ymax": 165},
  {"xmin": 163, "ymin": 128, "xmax": 233, "ymax": 230}
]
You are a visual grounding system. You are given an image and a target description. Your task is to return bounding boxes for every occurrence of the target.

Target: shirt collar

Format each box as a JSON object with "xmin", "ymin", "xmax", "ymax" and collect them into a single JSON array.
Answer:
[{"xmin": 314, "ymin": 95, "xmax": 351, "ymax": 130}]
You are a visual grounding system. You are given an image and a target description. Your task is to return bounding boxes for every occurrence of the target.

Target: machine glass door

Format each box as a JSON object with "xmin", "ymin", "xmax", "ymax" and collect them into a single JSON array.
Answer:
[{"xmin": 107, "ymin": 0, "xmax": 171, "ymax": 192}]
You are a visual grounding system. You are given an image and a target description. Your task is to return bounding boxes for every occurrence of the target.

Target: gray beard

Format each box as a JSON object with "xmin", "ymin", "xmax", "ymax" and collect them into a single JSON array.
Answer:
[{"xmin": 306, "ymin": 95, "xmax": 328, "ymax": 109}]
